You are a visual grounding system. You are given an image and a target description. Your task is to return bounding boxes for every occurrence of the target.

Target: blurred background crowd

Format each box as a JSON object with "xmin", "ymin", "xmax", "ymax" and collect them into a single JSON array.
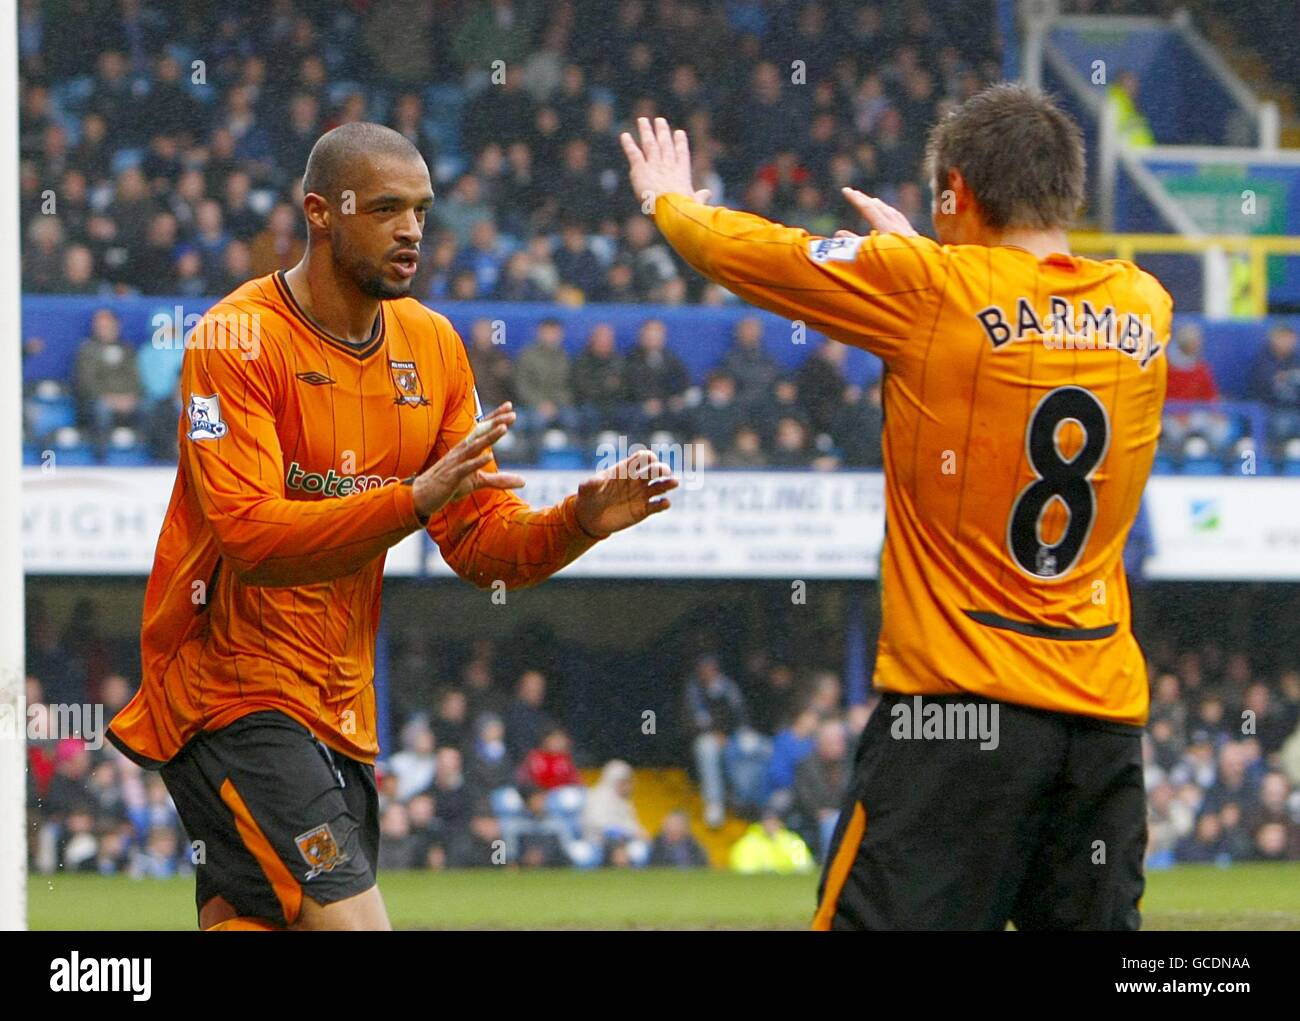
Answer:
[{"xmin": 24, "ymin": 588, "xmax": 1300, "ymax": 876}]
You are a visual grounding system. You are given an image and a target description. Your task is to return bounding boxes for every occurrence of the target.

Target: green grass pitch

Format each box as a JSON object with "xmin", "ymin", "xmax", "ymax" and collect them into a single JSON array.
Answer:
[{"xmin": 24, "ymin": 863, "xmax": 1300, "ymax": 930}]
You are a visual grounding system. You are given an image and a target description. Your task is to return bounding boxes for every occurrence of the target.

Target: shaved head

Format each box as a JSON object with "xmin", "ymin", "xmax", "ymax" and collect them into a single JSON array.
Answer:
[
  {"xmin": 303, "ymin": 121, "xmax": 425, "ymax": 204},
  {"xmin": 298, "ymin": 121, "xmax": 434, "ymax": 301}
]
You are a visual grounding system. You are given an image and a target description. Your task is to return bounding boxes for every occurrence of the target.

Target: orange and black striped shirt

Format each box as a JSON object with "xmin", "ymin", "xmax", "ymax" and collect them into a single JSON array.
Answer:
[
  {"xmin": 655, "ymin": 195, "xmax": 1170, "ymax": 726},
  {"xmin": 109, "ymin": 272, "xmax": 599, "ymax": 766}
]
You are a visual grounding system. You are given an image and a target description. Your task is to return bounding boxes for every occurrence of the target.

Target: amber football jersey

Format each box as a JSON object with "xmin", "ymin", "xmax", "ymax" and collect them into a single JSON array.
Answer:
[
  {"xmin": 109, "ymin": 272, "xmax": 598, "ymax": 766},
  {"xmin": 655, "ymin": 195, "xmax": 1170, "ymax": 725}
]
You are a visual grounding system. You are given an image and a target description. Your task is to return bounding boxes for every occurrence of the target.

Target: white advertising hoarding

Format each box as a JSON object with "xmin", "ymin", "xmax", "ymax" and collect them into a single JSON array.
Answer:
[{"xmin": 19, "ymin": 467, "xmax": 1300, "ymax": 581}]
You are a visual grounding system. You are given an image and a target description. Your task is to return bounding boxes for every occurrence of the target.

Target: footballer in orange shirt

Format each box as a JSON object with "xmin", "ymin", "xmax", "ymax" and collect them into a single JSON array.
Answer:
[
  {"xmin": 622, "ymin": 84, "xmax": 1170, "ymax": 930},
  {"xmin": 108, "ymin": 123, "xmax": 676, "ymax": 931}
]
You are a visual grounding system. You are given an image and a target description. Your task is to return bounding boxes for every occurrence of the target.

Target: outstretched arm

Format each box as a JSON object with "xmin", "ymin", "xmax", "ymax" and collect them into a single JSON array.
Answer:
[
  {"xmin": 620, "ymin": 116, "xmax": 937, "ymax": 362},
  {"xmin": 426, "ymin": 337, "xmax": 678, "ymax": 589}
]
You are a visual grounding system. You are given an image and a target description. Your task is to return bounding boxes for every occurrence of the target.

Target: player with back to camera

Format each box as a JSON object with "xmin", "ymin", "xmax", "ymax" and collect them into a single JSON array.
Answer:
[{"xmin": 621, "ymin": 83, "xmax": 1170, "ymax": 930}]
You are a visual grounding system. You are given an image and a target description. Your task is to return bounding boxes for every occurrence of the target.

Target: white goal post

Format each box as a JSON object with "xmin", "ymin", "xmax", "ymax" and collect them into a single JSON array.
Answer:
[{"xmin": 1, "ymin": 0, "xmax": 28, "ymax": 931}]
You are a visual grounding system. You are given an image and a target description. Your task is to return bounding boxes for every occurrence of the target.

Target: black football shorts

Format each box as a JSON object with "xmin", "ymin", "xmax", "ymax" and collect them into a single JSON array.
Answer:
[
  {"xmin": 160, "ymin": 710, "xmax": 379, "ymax": 928},
  {"xmin": 813, "ymin": 692, "xmax": 1146, "ymax": 931}
]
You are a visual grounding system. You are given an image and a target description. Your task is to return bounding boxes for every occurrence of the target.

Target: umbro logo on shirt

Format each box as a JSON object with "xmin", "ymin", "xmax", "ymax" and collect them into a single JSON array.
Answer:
[{"xmin": 296, "ymin": 371, "xmax": 336, "ymax": 386}]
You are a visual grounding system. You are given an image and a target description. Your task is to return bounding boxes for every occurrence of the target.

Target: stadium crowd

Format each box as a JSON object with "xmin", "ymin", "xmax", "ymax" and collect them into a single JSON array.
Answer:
[
  {"xmin": 19, "ymin": 0, "xmax": 998, "ymax": 304},
  {"xmin": 19, "ymin": 1, "xmax": 1300, "ymax": 465},
  {"xmin": 24, "ymin": 593, "xmax": 1300, "ymax": 877},
  {"xmin": 21, "ymin": 0, "xmax": 984, "ymax": 468}
]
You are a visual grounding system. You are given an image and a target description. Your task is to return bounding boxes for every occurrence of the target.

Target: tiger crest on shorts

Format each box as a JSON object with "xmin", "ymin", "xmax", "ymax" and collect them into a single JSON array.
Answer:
[{"xmin": 295, "ymin": 823, "xmax": 351, "ymax": 880}]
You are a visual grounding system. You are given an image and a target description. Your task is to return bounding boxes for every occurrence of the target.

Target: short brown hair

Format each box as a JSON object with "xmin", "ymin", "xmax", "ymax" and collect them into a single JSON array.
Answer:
[{"xmin": 924, "ymin": 83, "xmax": 1085, "ymax": 231}]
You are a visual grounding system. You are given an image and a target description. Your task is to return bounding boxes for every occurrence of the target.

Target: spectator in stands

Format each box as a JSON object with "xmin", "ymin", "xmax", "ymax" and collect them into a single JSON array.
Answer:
[
  {"xmin": 23, "ymin": 217, "xmax": 66, "ymax": 293},
  {"xmin": 764, "ymin": 707, "xmax": 820, "ymax": 813},
  {"xmin": 1246, "ymin": 324, "xmax": 1300, "ymax": 454},
  {"xmin": 793, "ymin": 719, "xmax": 850, "ymax": 859},
  {"xmin": 517, "ymin": 726, "xmax": 583, "ymax": 792},
  {"xmin": 130, "ymin": 824, "xmax": 183, "ymax": 879},
  {"xmin": 1203, "ymin": 742, "xmax": 1259, "ymax": 815},
  {"xmin": 133, "ymin": 212, "xmax": 182, "ymax": 293},
  {"xmin": 463, "ymin": 649, "xmax": 508, "ymax": 718},
  {"xmin": 552, "ymin": 220, "xmax": 605, "ymax": 299},
  {"xmin": 136, "ymin": 318, "xmax": 184, "ymax": 460},
  {"xmin": 622, "ymin": 213, "xmax": 680, "ymax": 301},
  {"xmin": 830, "ymin": 381, "xmax": 884, "ymax": 468},
  {"xmin": 754, "ymin": 376, "xmax": 810, "ymax": 445},
  {"xmin": 769, "ymin": 416, "xmax": 816, "ymax": 469},
  {"xmin": 465, "ymin": 713, "xmax": 514, "ymax": 794},
  {"xmin": 452, "ymin": 219, "xmax": 509, "ymax": 296},
  {"xmin": 571, "ymin": 323, "xmax": 626, "ymax": 430},
  {"xmin": 433, "ymin": 688, "xmax": 473, "ymax": 752},
  {"xmin": 494, "ymin": 250, "xmax": 548, "ymax": 302},
  {"xmin": 431, "ymin": 747, "xmax": 476, "ymax": 834},
  {"xmin": 649, "ymin": 809, "xmax": 709, "ymax": 868},
  {"xmin": 624, "ymin": 319, "xmax": 691, "ymax": 435},
  {"xmin": 728, "ymin": 805, "xmax": 814, "ymax": 874},
  {"xmin": 1163, "ymin": 323, "xmax": 1231, "ymax": 455},
  {"xmin": 724, "ymin": 424, "xmax": 768, "ymax": 468},
  {"xmin": 1244, "ymin": 682, "xmax": 1298, "ymax": 755},
  {"xmin": 73, "ymin": 309, "xmax": 141, "ymax": 441},
  {"xmin": 377, "ymin": 802, "xmax": 421, "ymax": 870},
  {"xmin": 249, "ymin": 202, "xmax": 304, "ymax": 277},
  {"xmin": 685, "ymin": 653, "xmax": 751, "ymax": 828},
  {"xmin": 466, "ymin": 318, "xmax": 515, "ymax": 411},
  {"xmin": 1246, "ymin": 772, "xmax": 1300, "ymax": 859},
  {"xmin": 215, "ymin": 239, "xmax": 254, "ymax": 295},
  {"xmin": 446, "ymin": 802, "xmax": 507, "ymax": 868},
  {"xmin": 60, "ymin": 244, "xmax": 101, "ymax": 296},
  {"xmin": 220, "ymin": 173, "xmax": 262, "ymax": 245},
  {"xmin": 796, "ymin": 340, "xmax": 851, "ymax": 437},
  {"xmin": 436, "ymin": 174, "xmax": 493, "ymax": 246},
  {"xmin": 504, "ymin": 669, "xmax": 556, "ymax": 763},
  {"xmin": 1108, "ymin": 70, "xmax": 1156, "ymax": 148},
  {"xmin": 1146, "ymin": 780, "xmax": 1193, "ymax": 868},
  {"xmin": 720, "ymin": 317, "xmax": 780, "ymax": 411},
  {"xmin": 514, "ymin": 317, "xmax": 577, "ymax": 436},
  {"xmin": 691, "ymin": 372, "xmax": 744, "ymax": 453},
  {"xmin": 388, "ymin": 719, "xmax": 437, "ymax": 801},
  {"xmin": 580, "ymin": 759, "xmax": 650, "ymax": 866},
  {"xmin": 1175, "ymin": 811, "xmax": 1229, "ymax": 864},
  {"xmin": 405, "ymin": 793, "xmax": 445, "ymax": 868}
]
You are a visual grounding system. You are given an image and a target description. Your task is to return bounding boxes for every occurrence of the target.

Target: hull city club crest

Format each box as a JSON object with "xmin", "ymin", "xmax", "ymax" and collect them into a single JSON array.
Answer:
[
  {"xmin": 294, "ymin": 823, "xmax": 351, "ymax": 881},
  {"xmin": 390, "ymin": 359, "xmax": 429, "ymax": 406}
]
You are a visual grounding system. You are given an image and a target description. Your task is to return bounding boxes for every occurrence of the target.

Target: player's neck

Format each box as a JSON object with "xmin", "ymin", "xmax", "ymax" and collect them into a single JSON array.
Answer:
[
  {"xmin": 986, "ymin": 226, "xmax": 1072, "ymax": 261},
  {"xmin": 284, "ymin": 252, "xmax": 381, "ymax": 346}
]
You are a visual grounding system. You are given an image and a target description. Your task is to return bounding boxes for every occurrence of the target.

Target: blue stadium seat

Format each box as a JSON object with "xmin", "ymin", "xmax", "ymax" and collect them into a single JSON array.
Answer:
[
  {"xmin": 544, "ymin": 785, "xmax": 586, "ymax": 841},
  {"xmin": 1150, "ymin": 453, "xmax": 1177, "ymax": 475},
  {"xmin": 537, "ymin": 447, "xmax": 588, "ymax": 470},
  {"xmin": 109, "ymin": 148, "xmax": 144, "ymax": 174},
  {"xmin": 103, "ymin": 445, "xmax": 151, "ymax": 467},
  {"xmin": 1181, "ymin": 456, "xmax": 1225, "ymax": 476},
  {"xmin": 489, "ymin": 786, "xmax": 526, "ymax": 819},
  {"xmin": 51, "ymin": 443, "xmax": 96, "ymax": 467},
  {"xmin": 25, "ymin": 393, "xmax": 77, "ymax": 438}
]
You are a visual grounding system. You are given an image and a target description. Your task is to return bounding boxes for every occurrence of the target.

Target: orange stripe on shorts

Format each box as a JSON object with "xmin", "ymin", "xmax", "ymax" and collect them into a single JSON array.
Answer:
[
  {"xmin": 220, "ymin": 778, "xmax": 303, "ymax": 926},
  {"xmin": 811, "ymin": 803, "xmax": 867, "ymax": 931}
]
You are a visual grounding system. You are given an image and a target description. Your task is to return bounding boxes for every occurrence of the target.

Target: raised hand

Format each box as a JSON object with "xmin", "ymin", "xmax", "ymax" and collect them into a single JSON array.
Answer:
[
  {"xmin": 835, "ymin": 186, "xmax": 919, "ymax": 238},
  {"xmin": 619, "ymin": 116, "xmax": 712, "ymax": 209},
  {"xmin": 575, "ymin": 448, "xmax": 679, "ymax": 538},
  {"xmin": 412, "ymin": 402, "xmax": 525, "ymax": 518}
]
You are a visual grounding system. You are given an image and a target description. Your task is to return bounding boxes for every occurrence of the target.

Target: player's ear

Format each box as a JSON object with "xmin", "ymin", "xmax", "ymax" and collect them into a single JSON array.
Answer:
[
  {"xmin": 946, "ymin": 167, "xmax": 971, "ymax": 211},
  {"xmin": 302, "ymin": 193, "xmax": 330, "ymax": 234}
]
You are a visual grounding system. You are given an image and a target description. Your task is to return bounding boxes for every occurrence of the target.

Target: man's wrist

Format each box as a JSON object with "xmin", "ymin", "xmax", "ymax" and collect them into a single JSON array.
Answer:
[{"xmin": 571, "ymin": 494, "xmax": 606, "ymax": 541}]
